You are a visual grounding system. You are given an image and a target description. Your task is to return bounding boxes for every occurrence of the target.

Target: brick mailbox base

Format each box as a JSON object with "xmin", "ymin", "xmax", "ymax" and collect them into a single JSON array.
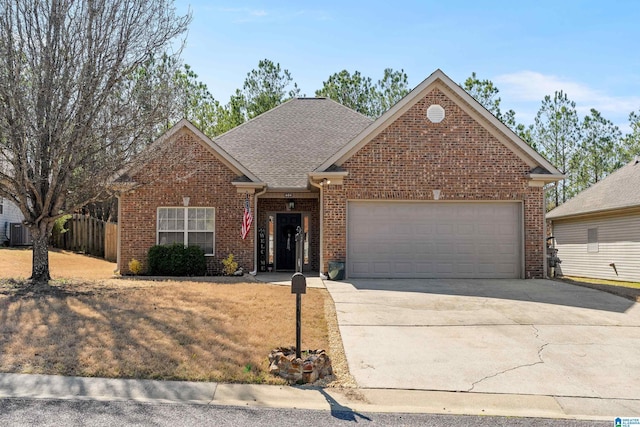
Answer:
[{"xmin": 268, "ymin": 347, "xmax": 333, "ymax": 384}]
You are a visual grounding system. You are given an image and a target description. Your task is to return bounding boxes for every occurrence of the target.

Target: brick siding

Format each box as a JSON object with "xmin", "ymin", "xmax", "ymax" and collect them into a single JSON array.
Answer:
[
  {"xmin": 322, "ymin": 88, "xmax": 546, "ymax": 278},
  {"xmin": 119, "ymin": 128, "xmax": 253, "ymax": 275}
]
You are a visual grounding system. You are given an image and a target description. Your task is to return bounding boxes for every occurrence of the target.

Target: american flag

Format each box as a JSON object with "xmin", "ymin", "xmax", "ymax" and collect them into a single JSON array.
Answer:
[{"xmin": 241, "ymin": 193, "xmax": 253, "ymax": 240}]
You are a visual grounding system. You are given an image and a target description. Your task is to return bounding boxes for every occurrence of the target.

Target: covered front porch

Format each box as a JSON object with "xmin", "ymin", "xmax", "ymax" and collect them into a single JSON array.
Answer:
[{"xmin": 254, "ymin": 192, "xmax": 320, "ymax": 273}]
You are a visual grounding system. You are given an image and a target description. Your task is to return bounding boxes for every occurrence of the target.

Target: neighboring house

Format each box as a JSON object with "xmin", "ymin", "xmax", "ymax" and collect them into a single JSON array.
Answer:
[
  {"xmin": 0, "ymin": 197, "xmax": 26, "ymax": 245},
  {"xmin": 547, "ymin": 158, "xmax": 640, "ymax": 282},
  {"xmin": 114, "ymin": 69, "xmax": 563, "ymax": 278}
]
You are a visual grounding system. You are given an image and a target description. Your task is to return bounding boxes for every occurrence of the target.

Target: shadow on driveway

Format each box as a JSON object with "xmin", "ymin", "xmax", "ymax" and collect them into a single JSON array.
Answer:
[{"xmin": 339, "ymin": 278, "xmax": 637, "ymax": 313}]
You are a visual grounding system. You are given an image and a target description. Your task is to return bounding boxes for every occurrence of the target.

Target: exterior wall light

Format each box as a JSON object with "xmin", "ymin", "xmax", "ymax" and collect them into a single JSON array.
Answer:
[
  {"xmin": 183, "ymin": 196, "xmax": 190, "ymax": 207},
  {"xmin": 432, "ymin": 189, "xmax": 441, "ymax": 200},
  {"xmin": 287, "ymin": 200, "xmax": 295, "ymax": 210}
]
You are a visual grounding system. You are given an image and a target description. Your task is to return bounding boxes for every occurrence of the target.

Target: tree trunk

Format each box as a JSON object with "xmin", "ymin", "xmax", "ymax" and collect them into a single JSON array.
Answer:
[{"xmin": 30, "ymin": 221, "xmax": 53, "ymax": 283}]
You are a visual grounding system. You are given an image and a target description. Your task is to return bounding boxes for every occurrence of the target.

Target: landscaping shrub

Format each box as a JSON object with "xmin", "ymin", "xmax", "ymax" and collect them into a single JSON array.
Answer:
[
  {"xmin": 147, "ymin": 244, "xmax": 207, "ymax": 276},
  {"xmin": 222, "ymin": 253, "xmax": 238, "ymax": 276},
  {"xmin": 128, "ymin": 258, "xmax": 143, "ymax": 275}
]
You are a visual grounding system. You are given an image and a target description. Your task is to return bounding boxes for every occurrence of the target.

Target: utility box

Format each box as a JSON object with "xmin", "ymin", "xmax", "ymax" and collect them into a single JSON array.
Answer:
[{"xmin": 9, "ymin": 223, "xmax": 33, "ymax": 246}]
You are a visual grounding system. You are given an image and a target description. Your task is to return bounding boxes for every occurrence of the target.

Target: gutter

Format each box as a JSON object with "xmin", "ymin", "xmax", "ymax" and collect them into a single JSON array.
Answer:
[{"xmin": 308, "ymin": 178, "xmax": 325, "ymax": 278}]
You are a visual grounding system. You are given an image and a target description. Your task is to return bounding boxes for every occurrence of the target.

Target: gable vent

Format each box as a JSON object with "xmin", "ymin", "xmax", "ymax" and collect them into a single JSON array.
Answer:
[{"xmin": 426, "ymin": 104, "xmax": 445, "ymax": 123}]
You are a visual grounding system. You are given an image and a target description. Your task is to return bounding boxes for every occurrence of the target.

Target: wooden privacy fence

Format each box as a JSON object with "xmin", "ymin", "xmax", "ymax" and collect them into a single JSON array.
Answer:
[
  {"xmin": 104, "ymin": 222, "xmax": 117, "ymax": 262},
  {"xmin": 51, "ymin": 215, "xmax": 118, "ymax": 262}
]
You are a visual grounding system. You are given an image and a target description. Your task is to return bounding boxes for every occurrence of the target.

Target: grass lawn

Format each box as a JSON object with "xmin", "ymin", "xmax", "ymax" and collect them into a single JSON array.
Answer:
[
  {"xmin": 560, "ymin": 276, "xmax": 640, "ymax": 302},
  {"xmin": 0, "ymin": 248, "xmax": 336, "ymax": 385}
]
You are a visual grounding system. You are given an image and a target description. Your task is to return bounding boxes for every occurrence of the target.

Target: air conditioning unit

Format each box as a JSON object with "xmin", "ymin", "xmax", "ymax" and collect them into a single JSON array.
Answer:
[{"xmin": 9, "ymin": 223, "xmax": 33, "ymax": 246}]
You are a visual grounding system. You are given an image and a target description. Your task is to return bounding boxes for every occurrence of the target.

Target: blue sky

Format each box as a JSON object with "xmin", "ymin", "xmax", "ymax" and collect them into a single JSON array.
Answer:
[{"xmin": 174, "ymin": 1, "xmax": 640, "ymax": 132}]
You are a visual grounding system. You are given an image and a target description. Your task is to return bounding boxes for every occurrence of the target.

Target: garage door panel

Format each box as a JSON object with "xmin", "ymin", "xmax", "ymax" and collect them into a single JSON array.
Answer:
[
  {"xmin": 457, "ymin": 224, "xmax": 474, "ymax": 236},
  {"xmin": 436, "ymin": 263, "xmax": 454, "ymax": 274},
  {"xmin": 351, "ymin": 262, "xmax": 371, "ymax": 275},
  {"xmin": 347, "ymin": 202, "xmax": 521, "ymax": 279},
  {"xmin": 374, "ymin": 263, "xmax": 391, "ymax": 274},
  {"xmin": 456, "ymin": 243, "xmax": 475, "ymax": 254},
  {"xmin": 414, "ymin": 262, "xmax": 434, "ymax": 274},
  {"xmin": 394, "ymin": 262, "xmax": 413, "ymax": 274},
  {"xmin": 497, "ymin": 263, "xmax": 518, "ymax": 274},
  {"xmin": 395, "ymin": 243, "xmax": 413, "ymax": 255}
]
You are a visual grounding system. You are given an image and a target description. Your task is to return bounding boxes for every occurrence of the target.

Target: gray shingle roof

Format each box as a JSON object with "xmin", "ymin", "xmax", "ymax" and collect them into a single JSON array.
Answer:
[
  {"xmin": 547, "ymin": 158, "xmax": 640, "ymax": 219},
  {"xmin": 214, "ymin": 98, "xmax": 373, "ymax": 188}
]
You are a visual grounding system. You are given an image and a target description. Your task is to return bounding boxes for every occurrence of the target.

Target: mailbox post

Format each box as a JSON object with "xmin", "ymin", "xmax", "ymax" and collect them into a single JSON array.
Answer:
[{"xmin": 291, "ymin": 272, "xmax": 307, "ymax": 359}]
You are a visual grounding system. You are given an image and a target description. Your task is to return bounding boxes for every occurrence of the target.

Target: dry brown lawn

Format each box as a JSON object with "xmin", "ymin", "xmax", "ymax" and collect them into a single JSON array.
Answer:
[
  {"xmin": 0, "ymin": 247, "xmax": 117, "ymax": 280},
  {"xmin": 0, "ymin": 248, "xmax": 333, "ymax": 384}
]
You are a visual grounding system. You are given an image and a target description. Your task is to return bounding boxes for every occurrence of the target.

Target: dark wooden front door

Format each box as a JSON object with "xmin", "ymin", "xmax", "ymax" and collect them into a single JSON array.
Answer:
[{"xmin": 276, "ymin": 213, "xmax": 301, "ymax": 270}]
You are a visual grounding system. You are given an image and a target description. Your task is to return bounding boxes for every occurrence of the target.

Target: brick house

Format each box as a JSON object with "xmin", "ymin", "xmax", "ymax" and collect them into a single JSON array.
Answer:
[{"xmin": 115, "ymin": 69, "xmax": 563, "ymax": 278}]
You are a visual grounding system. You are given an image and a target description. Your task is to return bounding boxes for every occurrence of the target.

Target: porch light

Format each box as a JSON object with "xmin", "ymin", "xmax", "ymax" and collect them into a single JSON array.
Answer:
[
  {"xmin": 432, "ymin": 189, "xmax": 441, "ymax": 200},
  {"xmin": 183, "ymin": 196, "xmax": 190, "ymax": 207},
  {"xmin": 320, "ymin": 178, "xmax": 331, "ymax": 186},
  {"xmin": 287, "ymin": 200, "xmax": 295, "ymax": 210}
]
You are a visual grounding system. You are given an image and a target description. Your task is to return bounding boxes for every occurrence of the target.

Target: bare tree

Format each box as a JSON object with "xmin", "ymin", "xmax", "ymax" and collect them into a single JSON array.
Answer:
[{"xmin": 0, "ymin": 0, "xmax": 191, "ymax": 283}]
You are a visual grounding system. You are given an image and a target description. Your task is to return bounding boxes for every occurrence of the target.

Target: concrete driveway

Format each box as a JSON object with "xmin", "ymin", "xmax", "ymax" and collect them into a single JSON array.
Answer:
[{"xmin": 324, "ymin": 278, "xmax": 640, "ymax": 400}]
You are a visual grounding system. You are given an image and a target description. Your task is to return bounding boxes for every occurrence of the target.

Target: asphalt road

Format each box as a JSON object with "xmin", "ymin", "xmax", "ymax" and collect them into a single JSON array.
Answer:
[{"xmin": 0, "ymin": 398, "xmax": 610, "ymax": 426}]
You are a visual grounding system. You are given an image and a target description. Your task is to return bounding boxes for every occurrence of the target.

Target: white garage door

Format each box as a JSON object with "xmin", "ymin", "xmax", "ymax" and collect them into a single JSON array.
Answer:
[{"xmin": 347, "ymin": 201, "xmax": 522, "ymax": 278}]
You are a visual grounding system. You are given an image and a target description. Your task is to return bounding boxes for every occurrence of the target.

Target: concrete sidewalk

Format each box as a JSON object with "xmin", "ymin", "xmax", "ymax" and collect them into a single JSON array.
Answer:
[
  {"xmin": 0, "ymin": 372, "xmax": 635, "ymax": 421},
  {"xmin": 254, "ymin": 271, "xmax": 325, "ymax": 288}
]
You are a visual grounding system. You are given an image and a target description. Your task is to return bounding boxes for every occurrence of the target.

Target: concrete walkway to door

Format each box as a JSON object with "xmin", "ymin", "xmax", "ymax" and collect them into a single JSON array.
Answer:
[{"xmin": 324, "ymin": 278, "xmax": 640, "ymax": 403}]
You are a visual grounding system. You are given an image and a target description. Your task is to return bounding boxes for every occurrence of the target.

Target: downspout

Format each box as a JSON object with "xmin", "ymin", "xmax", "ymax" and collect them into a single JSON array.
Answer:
[
  {"xmin": 115, "ymin": 194, "xmax": 122, "ymax": 275},
  {"xmin": 543, "ymin": 187, "xmax": 548, "ymax": 279},
  {"xmin": 249, "ymin": 186, "xmax": 268, "ymax": 276},
  {"xmin": 309, "ymin": 179, "xmax": 325, "ymax": 278}
]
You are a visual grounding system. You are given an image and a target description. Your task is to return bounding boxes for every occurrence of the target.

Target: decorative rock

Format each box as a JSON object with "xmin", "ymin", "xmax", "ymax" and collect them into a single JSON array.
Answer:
[{"xmin": 268, "ymin": 347, "xmax": 333, "ymax": 384}]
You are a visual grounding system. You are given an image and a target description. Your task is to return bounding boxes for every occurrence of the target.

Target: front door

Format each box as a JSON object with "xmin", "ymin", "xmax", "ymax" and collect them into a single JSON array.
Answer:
[{"xmin": 276, "ymin": 213, "xmax": 301, "ymax": 270}]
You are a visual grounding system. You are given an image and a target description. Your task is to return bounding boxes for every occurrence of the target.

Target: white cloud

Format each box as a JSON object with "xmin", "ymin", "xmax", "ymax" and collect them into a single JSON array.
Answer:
[{"xmin": 495, "ymin": 71, "xmax": 640, "ymax": 118}]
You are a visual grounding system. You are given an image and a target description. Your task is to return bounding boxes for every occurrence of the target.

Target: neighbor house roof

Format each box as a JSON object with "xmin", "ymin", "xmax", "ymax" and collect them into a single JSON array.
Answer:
[
  {"xmin": 214, "ymin": 98, "xmax": 373, "ymax": 189},
  {"xmin": 316, "ymin": 69, "xmax": 565, "ymax": 183},
  {"xmin": 547, "ymin": 158, "xmax": 640, "ymax": 220}
]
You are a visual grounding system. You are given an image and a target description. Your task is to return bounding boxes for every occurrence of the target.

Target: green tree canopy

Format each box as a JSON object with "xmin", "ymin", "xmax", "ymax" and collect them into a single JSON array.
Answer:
[
  {"xmin": 461, "ymin": 72, "xmax": 533, "ymax": 145},
  {"xmin": 315, "ymin": 68, "xmax": 409, "ymax": 118},
  {"xmin": 532, "ymin": 91, "xmax": 580, "ymax": 208},
  {"xmin": 570, "ymin": 108, "xmax": 623, "ymax": 194},
  {"xmin": 241, "ymin": 59, "xmax": 300, "ymax": 119},
  {"xmin": 621, "ymin": 110, "xmax": 640, "ymax": 162}
]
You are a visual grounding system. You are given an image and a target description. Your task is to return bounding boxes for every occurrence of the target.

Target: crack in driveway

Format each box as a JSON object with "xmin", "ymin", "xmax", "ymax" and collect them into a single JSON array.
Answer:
[{"xmin": 467, "ymin": 325, "xmax": 549, "ymax": 392}]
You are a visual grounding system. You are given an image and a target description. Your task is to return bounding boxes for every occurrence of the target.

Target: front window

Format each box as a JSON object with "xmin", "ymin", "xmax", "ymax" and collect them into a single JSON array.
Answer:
[{"xmin": 157, "ymin": 207, "xmax": 215, "ymax": 255}]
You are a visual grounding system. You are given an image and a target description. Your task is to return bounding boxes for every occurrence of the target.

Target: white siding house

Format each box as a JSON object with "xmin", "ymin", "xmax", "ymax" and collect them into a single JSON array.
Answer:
[
  {"xmin": 548, "ymin": 159, "xmax": 640, "ymax": 282},
  {"xmin": 0, "ymin": 197, "xmax": 25, "ymax": 245}
]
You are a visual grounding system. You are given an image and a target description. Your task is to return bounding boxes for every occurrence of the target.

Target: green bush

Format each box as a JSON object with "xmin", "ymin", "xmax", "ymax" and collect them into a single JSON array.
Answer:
[{"xmin": 147, "ymin": 244, "xmax": 207, "ymax": 276}]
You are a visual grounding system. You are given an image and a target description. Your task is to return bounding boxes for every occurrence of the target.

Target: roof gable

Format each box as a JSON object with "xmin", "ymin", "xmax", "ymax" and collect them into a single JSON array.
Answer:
[
  {"xmin": 316, "ymin": 69, "xmax": 563, "ymax": 181},
  {"xmin": 214, "ymin": 98, "xmax": 373, "ymax": 189},
  {"xmin": 547, "ymin": 158, "xmax": 640, "ymax": 219},
  {"xmin": 112, "ymin": 119, "xmax": 262, "ymax": 187}
]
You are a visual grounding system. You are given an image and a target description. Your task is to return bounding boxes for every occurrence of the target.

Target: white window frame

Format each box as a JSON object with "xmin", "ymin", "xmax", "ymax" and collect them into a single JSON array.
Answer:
[{"xmin": 157, "ymin": 207, "xmax": 215, "ymax": 255}]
